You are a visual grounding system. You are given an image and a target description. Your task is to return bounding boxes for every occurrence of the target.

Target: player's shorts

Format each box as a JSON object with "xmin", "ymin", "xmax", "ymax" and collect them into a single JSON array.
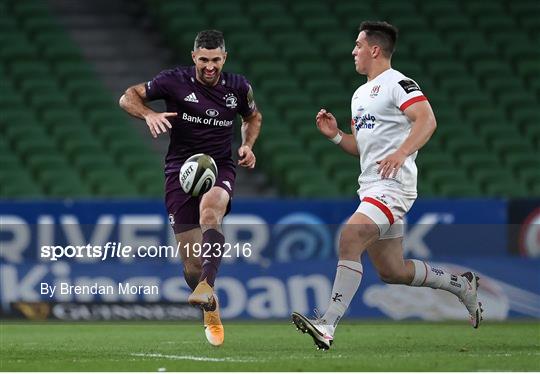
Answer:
[
  {"xmin": 165, "ymin": 159, "xmax": 236, "ymax": 234},
  {"xmin": 356, "ymin": 181, "xmax": 417, "ymax": 239}
]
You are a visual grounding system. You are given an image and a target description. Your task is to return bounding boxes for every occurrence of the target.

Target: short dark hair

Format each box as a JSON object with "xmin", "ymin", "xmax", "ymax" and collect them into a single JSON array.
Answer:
[
  {"xmin": 359, "ymin": 21, "xmax": 398, "ymax": 58},
  {"xmin": 193, "ymin": 30, "xmax": 226, "ymax": 51}
]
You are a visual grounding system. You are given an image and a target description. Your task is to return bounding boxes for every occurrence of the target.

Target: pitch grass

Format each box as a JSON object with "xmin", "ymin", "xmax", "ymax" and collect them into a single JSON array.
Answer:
[{"xmin": 1, "ymin": 320, "xmax": 539, "ymax": 371}]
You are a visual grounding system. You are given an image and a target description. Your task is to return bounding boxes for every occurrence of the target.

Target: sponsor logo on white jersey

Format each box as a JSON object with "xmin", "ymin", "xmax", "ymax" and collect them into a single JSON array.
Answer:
[
  {"xmin": 370, "ymin": 85, "xmax": 380, "ymax": 98},
  {"xmin": 184, "ymin": 92, "xmax": 199, "ymax": 103}
]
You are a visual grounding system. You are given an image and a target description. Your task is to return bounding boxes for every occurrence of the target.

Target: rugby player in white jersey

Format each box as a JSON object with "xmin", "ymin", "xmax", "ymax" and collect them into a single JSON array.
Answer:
[{"xmin": 291, "ymin": 21, "xmax": 483, "ymax": 350}]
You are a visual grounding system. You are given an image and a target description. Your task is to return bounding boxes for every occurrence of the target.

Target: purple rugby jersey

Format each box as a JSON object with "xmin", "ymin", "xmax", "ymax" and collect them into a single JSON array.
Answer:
[{"xmin": 145, "ymin": 66, "xmax": 256, "ymax": 175}]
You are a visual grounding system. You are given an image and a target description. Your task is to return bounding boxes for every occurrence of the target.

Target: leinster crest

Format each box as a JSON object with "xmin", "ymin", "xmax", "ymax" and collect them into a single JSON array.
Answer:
[{"xmin": 223, "ymin": 93, "xmax": 238, "ymax": 109}]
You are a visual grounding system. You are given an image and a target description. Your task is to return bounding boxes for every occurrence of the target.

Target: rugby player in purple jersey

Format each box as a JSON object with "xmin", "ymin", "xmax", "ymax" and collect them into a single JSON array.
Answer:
[{"xmin": 119, "ymin": 30, "xmax": 262, "ymax": 346}]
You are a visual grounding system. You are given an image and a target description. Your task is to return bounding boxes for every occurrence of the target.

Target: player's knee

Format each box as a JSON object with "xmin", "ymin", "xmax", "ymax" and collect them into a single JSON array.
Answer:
[
  {"xmin": 338, "ymin": 224, "xmax": 376, "ymax": 258},
  {"xmin": 199, "ymin": 206, "xmax": 220, "ymax": 226},
  {"xmin": 378, "ymin": 268, "xmax": 408, "ymax": 284}
]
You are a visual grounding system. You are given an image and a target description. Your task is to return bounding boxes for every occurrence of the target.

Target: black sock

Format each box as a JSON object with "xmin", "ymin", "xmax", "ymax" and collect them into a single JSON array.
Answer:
[{"xmin": 199, "ymin": 229, "xmax": 225, "ymax": 287}]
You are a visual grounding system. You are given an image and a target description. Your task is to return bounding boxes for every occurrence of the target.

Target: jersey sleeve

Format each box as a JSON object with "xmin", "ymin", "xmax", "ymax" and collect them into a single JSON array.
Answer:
[
  {"xmin": 237, "ymin": 78, "xmax": 257, "ymax": 118},
  {"xmin": 145, "ymin": 69, "xmax": 175, "ymax": 100},
  {"xmin": 392, "ymin": 77, "xmax": 428, "ymax": 112}
]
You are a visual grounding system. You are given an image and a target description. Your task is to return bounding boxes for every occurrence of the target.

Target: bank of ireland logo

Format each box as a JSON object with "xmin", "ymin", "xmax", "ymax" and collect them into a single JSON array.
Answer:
[
  {"xmin": 223, "ymin": 93, "xmax": 237, "ymax": 108},
  {"xmin": 206, "ymin": 108, "xmax": 219, "ymax": 117}
]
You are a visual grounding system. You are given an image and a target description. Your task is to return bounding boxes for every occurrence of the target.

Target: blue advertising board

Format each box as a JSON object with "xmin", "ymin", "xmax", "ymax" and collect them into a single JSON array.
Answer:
[{"xmin": 2, "ymin": 199, "xmax": 536, "ymax": 321}]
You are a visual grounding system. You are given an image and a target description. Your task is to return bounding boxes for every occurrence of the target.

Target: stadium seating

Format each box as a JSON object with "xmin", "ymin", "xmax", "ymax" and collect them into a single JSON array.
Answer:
[
  {"xmin": 144, "ymin": 0, "xmax": 539, "ymax": 198},
  {"xmin": 1, "ymin": 0, "xmax": 538, "ymax": 199},
  {"xmin": 0, "ymin": 0, "xmax": 163, "ymax": 198}
]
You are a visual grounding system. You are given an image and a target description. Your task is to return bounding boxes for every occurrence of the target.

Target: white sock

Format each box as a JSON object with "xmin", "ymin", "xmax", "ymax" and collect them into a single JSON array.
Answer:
[
  {"xmin": 410, "ymin": 259, "xmax": 466, "ymax": 297},
  {"xmin": 322, "ymin": 260, "xmax": 363, "ymax": 335}
]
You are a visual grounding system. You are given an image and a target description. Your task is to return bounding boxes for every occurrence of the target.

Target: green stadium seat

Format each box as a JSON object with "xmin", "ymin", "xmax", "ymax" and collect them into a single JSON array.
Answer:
[
  {"xmin": 32, "ymin": 30, "xmax": 73, "ymax": 48},
  {"xmin": 427, "ymin": 61, "xmax": 467, "ymax": 80},
  {"xmin": 482, "ymin": 77, "xmax": 525, "ymax": 98},
  {"xmin": 247, "ymin": 2, "xmax": 288, "ymax": 16},
  {"xmin": 445, "ymin": 138, "xmax": 487, "ymax": 157},
  {"xmin": 477, "ymin": 125, "xmax": 522, "ymax": 145},
  {"xmin": 12, "ymin": 136, "xmax": 58, "ymax": 161},
  {"xmin": 320, "ymin": 153, "xmax": 357, "ymax": 176},
  {"xmin": 459, "ymin": 43, "xmax": 499, "ymax": 62},
  {"xmin": 285, "ymin": 109, "xmax": 314, "ymax": 130},
  {"xmin": 202, "ymin": 2, "xmax": 244, "ymax": 17},
  {"xmin": 259, "ymin": 138, "xmax": 302, "ymax": 160},
  {"xmin": 12, "ymin": 1, "xmax": 51, "ymax": 17},
  {"xmin": 17, "ymin": 78, "xmax": 59, "ymax": 99},
  {"xmin": 519, "ymin": 14, "xmax": 540, "ymax": 33},
  {"xmin": 42, "ymin": 109, "xmax": 85, "ymax": 129},
  {"xmin": 471, "ymin": 60, "xmax": 513, "ymax": 82},
  {"xmin": 258, "ymin": 79, "xmax": 301, "ymax": 98},
  {"xmin": 421, "ymin": 1, "xmax": 461, "ymax": 16},
  {"xmin": 484, "ymin": 180, "xmax": 529, "ymax": 198},
  {"xmin": 53, "ymin": 61, "xmax": 95, "ymax": 82},
  {"xmin": 417, "ymin": 152, "xmax": 456, "ymax": 172},
  {"xmin": 293, "ymin": 62, "xmax": 334, "ymax": 83},
  {"xmin": 333, "ymin": 3, "xmax": 373, "ymax": 19},
  {"xmin": 452, "ymin": 93, "xmax": 492, "ymax": 113},
  {"xmin": 120, "ymin": 148, "xmax": 162, "ymax": 169},
  {"xmin": 438, "ymin": 183, "xmax": 483, "ymax": 197},
  {"xmin": 426, "ymin": 169, "xmax": 470, "ymax": 191},
  {"xmin": 86, "ymin": 169, "xmax": 138, "ymax": 197},
  {"xmin": 27, "ymin": 153, "xmax": 70, "ymax": 176},
  {"xmin": 86, "ymin": 109, "xmax": 127, "ymax": 129},
  {"xmin": 271, "ymin": 153, "xmax": 315, "ymax": 180},
  {"xmin": 214, "ymin": 17, "xmax": 252, "ymax": 35},
  {"xmin": 8, "ymin": 61, "xmax": 50, "ymax": 81},
  {"xmin": 477, "ymin": 15, "xmax": 517, "ymax": 34},
  {"xmin": 29, "ymin": 92, "xmax": 71, "ymax": 113},
  {"xmin": 74, "ymin": 93, "xmax": 116, "ymax": 113},
  {"xmin": 0, "ymin": 40, "xmax": 37, "ymax": 62},
  {"xmin": 490, "ymin": 138, "xmax": 534, "ymax": 157},
  {"xmin": 259, "ymin": 16, "xmax": 297, "ymax": 34},
  {"xmin": 458, "ymin": 153, "xmax": 499, "ymax": 174},
  {"xmin": 501, "ymin": 43, "xmax": 539, "ymax": 61},
  {"xmin": 518, "ymin": 168, "xmax": 540, "ymax": 191},
  {"xmin": 63, "ymin": 77, "xmax": 108, "ymax": 97},
  {"xmin": 301, "ymin": 17, "xmax": 340, "ymax": 34},
  {"xmin": 516, "ymin": 58, "xmax": 540, "ymax": 80},
  {"xmin": 333, "ymin": 168, "xmax": 359, "ymax": 196},
  {"xmin": 73, "ymin": 153, "xmax": 116, "ymax": 173},
  {"xmin": 22, "ymin": 16, "xmax": 62, "ymax": 36},
  {"xmin": 272, "ymin": 92, "xmax": 312, "ymax": 113},
  {"xmin": 432, "ymin": 16, "xmax": 475, "ymax": 36}
]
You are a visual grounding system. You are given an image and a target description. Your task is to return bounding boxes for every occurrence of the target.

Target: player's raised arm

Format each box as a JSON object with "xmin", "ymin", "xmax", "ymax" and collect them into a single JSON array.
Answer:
[
  {"xmin": 316, "ymin": 109, "xmax": 359, "ymax": 156},
  {"xmin": 237, "ymin": 110, "xmax": 262, "ymax": 169},
  {"xmin": 119, "ymin": 83, "xmax": 177, "ymax": 138}
]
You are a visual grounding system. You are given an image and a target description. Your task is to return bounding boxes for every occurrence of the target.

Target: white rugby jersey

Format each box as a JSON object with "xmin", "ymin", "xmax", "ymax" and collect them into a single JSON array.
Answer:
[{"xmin": 351, "ymin": 68, "xmax": 427, "ymax": 192}]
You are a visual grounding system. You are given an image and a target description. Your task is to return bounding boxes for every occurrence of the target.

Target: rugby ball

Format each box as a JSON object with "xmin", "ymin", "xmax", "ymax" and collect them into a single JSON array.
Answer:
[{"xmin": 179, "ymin": 153, "xmax": 218, "ymax": 197}]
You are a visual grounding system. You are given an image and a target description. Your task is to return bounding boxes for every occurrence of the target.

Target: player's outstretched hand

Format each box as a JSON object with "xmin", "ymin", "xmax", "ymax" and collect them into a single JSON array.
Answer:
[
  {"xmin": 144, "ymin": 112, "xmax": 177, "ymax": 138},
  {"xmin": 238, "ymin": 145, "xmax": 256, "ymax": 169},
  {"xmin": 315, "ymin": 109, "xmax": 339, "ymax": 138},
  {"xmin": 377, "ymin": 150, "xmax": 408, "ymax": 179}
]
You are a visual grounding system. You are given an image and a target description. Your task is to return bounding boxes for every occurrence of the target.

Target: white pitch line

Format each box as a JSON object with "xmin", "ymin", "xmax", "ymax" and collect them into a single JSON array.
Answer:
[{"xmin": 131, "ymin": 353, "xmax": 260, "ymax": 363}]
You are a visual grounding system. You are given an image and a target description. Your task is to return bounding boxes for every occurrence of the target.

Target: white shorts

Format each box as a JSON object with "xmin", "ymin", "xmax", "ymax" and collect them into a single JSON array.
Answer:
[{"xmin": 356, "ymin": 181, "xmax": 417, "ymax": 239}]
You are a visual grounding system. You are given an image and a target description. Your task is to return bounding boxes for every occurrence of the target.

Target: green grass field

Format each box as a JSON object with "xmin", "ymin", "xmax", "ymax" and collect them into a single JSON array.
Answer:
[{"xmin": 1, "ymin": 320, "xmax": 539, "ymax": 371}]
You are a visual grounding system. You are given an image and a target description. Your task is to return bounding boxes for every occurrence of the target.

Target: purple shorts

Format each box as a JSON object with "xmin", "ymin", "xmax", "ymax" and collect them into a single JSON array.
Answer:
[{"xmin": 165, "ymin": 159, "xmax": 236, "ymax": 234}]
